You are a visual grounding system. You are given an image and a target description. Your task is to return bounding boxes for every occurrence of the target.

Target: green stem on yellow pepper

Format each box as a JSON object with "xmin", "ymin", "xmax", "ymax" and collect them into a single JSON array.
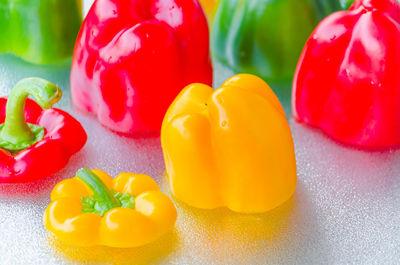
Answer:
[
  {"xmin": 77, "ymin": 168, "xmax": 121, "ymax": 216},
  {"xmin": 0, "ymin": 77, "xmax": 62, "ymax": 152}
]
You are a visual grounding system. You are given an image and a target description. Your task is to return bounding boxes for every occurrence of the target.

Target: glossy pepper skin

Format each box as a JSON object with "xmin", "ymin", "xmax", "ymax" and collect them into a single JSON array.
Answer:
[
  {"xmin": 0, "ymin": 78, "xmax": 86, "ymax": 183},
  {"xmin": 0, "ymin": 0, "xmax": 82, "ymax": 64},
  {"xmin": 71, "ymin": 0, "xmax": 212, "ymax": 135},
  {"xmin": 161, "ymin": 74, "xmax": 297, "ymax": 213},
  {"xmin": 293, "ymin": 0, "xmax": 400, "ymax": 148},
  {"xmin": 44, "ymin": 169, "xmax": 177, "ymax": 248},
  {"xmin": 211, "ymin": 0, "xmax": 318, "ymax": 82}
]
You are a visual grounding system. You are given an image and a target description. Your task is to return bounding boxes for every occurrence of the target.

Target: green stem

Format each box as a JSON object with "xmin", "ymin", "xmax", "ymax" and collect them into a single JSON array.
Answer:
[
  {"xmin": 76, "ymin": 168, "xmax": 120, "ymax": 213},
  {"xmin": 0, "ymin": 78, "xmax": 62, "ymax": 147}
]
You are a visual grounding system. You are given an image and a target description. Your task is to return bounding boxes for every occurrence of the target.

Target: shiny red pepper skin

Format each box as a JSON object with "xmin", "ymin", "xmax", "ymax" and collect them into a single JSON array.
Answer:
[
  {"xmin": 293, "ymin": 0, "xmax": 400, "ymax": 148},
  {"xmin": 71, "ymin": 0, "xmax": 212, "ymax": 134},
  {"xmin": 0, "ymin": 98, "xmax": 87, "ymax": 183}
]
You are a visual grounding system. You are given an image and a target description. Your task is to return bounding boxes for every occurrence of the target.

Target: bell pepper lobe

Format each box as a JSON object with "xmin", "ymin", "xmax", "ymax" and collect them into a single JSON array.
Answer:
[
  {"xmin": 0, "ymin": 78, "xmax": 87, "ymax": 183},
  {"xmin": 71, "ymin": 0, "xmax": 213, "ymax": 135},
  {"xmin": 43, "ymin": 169, "xmax": 177, "ymax": 248},
  {"xmin": 293, "ymin": 0, "xmax": 400, "ymax": 148},
  {"xmin": 161, "ymin": 74, "xmax": 297, "ymax": 213}
]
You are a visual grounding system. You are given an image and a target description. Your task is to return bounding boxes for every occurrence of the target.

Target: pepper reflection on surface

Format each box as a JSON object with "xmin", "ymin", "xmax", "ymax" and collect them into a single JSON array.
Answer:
[
  {"xmin": 166, "ymin": 182, "xmax": 315, "ymax": 263},
  {"xmin": 48, "ymin": 230, "xmax": 178, "ymax": 265}
]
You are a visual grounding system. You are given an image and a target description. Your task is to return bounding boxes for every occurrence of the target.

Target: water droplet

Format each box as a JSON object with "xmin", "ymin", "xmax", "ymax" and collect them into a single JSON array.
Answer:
[
  {"xmin": 91, "ymin": 29, "xmax": 98, "ymax": 37},
  {"xmin": 221, "ymin": 120, "xmax": 228, "ymax": 127}
]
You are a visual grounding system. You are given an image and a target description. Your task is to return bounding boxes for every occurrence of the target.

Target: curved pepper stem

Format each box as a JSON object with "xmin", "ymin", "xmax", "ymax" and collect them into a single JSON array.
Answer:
[
  {"xmin": 76, "ymin": 168, "xmax": 121, "ymax": 216},
  {"xmin": 0, "ymin": 78, "xmax": 62, "ymax": 151}
]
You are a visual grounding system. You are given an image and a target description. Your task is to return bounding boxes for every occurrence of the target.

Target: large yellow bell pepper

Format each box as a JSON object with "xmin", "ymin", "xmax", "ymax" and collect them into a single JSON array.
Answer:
[
  {"xmin": 161, "ymin": 74, "xmax": 297, "ymax": 213},
  {"xmin": 43, "ymin": 168, "xmax": 177, "ymax": 248}
]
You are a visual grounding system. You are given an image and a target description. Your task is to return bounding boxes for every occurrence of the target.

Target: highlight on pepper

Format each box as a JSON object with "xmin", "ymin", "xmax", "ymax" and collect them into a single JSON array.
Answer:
[
  {"xmin": 161, "ymin": 74, "xmax": 297, "ymax": 214},
  {"xmin": 0, "ymin": 78, "xmax": 86, "ymax": 183},
  {"xmin": 43, "ymin": 169, "xmax": 177, "ymax": 248},
  {"xmin": 293, "ymin": 0, "xmax": 400, "ymax": 148}
]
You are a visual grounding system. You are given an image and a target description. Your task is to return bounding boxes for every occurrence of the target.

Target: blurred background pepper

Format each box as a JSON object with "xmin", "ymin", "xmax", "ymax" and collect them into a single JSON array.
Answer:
[
  {"xmin": 0, "ymin": 0, "xmax": 82, "ymax": 64},
  {"xmin": 211, "ymin": 0, "xmax": 353, "ymax": 83},
  {"xmin": 311, "ymin": 0, "xmax": 354, "ymax": 20}
]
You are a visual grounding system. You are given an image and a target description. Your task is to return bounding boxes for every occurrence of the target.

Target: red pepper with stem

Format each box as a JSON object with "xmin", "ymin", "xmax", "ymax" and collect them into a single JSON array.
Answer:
[{"xmin": 0, "ymin": 78, "xmax": 87, "ymax": 183}]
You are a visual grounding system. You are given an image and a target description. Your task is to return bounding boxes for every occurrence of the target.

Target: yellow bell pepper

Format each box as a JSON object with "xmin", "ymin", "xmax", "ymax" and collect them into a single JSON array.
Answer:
[
  {"xmin": 43, "ymin": 168, "xmax": 177, "ymax": 248},
  {"xmin": 161, "ymin": 74, "xmax": 297, "ymax": 213}
]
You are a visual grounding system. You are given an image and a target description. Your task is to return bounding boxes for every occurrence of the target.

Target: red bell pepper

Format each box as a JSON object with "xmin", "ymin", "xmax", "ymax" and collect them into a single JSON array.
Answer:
[
  {"xmin": 293, "ymin": 0, "xmax": 400, "ymax": 148},
  {"xmin": 0, "ymin": 78, "xmax": 87, "ymax": 183},
  {"xmin": 71, "ymin": 0, "xmax": 212, "ymax": 134}
]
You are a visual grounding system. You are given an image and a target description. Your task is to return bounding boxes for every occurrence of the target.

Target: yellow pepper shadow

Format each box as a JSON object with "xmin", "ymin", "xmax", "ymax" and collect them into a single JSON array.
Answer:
[
  {"xmin": 173, "ymin": 194, "xmax": 295, "ymax": 250},
  {"xmin": 158, "ymin": 178, "xmax": 312, "ymax": 262},
  {"xmin": 47, "ymin": 229, "xmax": 178, "ymax": 265}
]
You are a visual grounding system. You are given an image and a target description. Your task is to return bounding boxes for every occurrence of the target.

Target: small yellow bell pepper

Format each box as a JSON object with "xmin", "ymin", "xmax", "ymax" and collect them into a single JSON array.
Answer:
[
  {"xmin": 161, "ymin": 74, "xmax": 297, "ymax": 213},
  {"xmin": 43, "ymin": 168, "xmax": 177, "ymax": 248}
]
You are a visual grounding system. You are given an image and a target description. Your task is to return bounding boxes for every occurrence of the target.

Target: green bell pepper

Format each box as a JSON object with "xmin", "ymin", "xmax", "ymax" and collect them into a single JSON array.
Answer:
[
  {"xmin": 312, "ymin": 0, "xmax": 354, "ymax": 20},
  {"xmin": 0, "ymin": 0, "xmax": 82, "ymax": 64},
  {"xmin": 211, "ymin": 0, "xmax": 319, "ymax": 82}
]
